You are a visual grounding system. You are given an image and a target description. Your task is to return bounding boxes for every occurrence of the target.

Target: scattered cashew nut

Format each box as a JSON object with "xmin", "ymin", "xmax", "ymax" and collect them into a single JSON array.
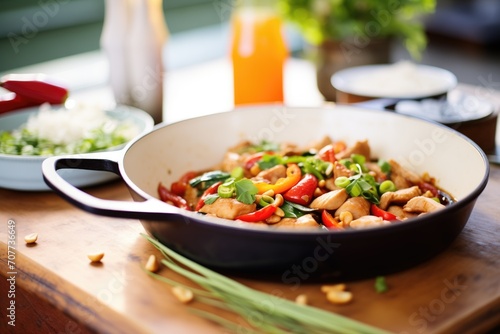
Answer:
[
  {"xmin": 171, "ymin": 286, "xmax": 194, "ymax": 304},
  {"xmin": 87, "ymin": 252, "xmax": 105, "ymax": 263},
  {"xmin": 24, "ymin": 233, "xmax": 38, "ymax": 244},
  {"xmin": 145, "ymin": 254, "xmax": 159, "ymax": 273}
]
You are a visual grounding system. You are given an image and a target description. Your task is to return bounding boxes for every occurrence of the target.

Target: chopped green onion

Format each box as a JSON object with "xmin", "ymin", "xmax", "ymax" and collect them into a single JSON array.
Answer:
[
  {"xmin": 351, "ymin": 154, "xmax": 366, "ymax": 166},
  {"xmin": 335, "ymin": 176, "xmax": 350, "ymax": 188},
  {"xmin": 347, "ymin": 182, "xmax": 362, "ymax": 197},
  {"xmin": 230, "ymin": 166, "xmax": 244, "ymax": 180},
  {"xmin": 379, "ymin": 180, "xmax": 396, "ymax": 194},
  {"xmin": 378, "ymin": 160, "xmax": 391, "ymax": 174},
  {"xmin": 218, "ymin": 185, "xmax": 234, "ymax": 198},
  {"xmin": 374, "ymin": 276, "xmax": 388, "ymax": 293},
  {"xmin": 259, "ymin": 195, "xmax": 274, "ymax": 207}
]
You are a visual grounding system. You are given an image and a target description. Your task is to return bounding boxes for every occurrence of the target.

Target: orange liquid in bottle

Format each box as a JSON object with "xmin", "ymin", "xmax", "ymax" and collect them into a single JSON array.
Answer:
[{"xmin": 231, "ymin": 8, "xmax": 288, "ymax": 105}]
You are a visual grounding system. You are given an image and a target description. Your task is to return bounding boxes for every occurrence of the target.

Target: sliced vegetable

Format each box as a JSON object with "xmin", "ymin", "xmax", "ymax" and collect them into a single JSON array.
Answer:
[
  {"xmin": 230, "ymin": 166, "xmax": 244, "ymax": 180},
  {"xmin": 195, "ymin": 181, "xmax": 222, "ymax": 211},
  {"xmin": 189, "ymin": 170, "xmax": 230, "ymax": 188},
  {"xmin": 321, "ymin": 210, "xmax": 343, "ymax": 229},
  {"xmin": 280, "ymin": 200, "xmax": 317, "ymax": 218},
  {"xmin": 254, "ymin": 163, "xmax": 301, "ymax": 194},
  {"xmin": 235, "ymin": 204, "xmax": 277, "ymax": 222},
  {"xmin": 378, "ymin": 159, "xmax": 391, "ymax": 174},
  {"xmin": 379, "ymin": 180, "xmax": 396, "ymax": 194},
  {"xmin": 283, "ymin": 173, "xmax": 318, "ymax": 206},
  {"xmin": 158, "ymin": 183, "xmax": 191, "ymax": 210},
  {"xmin": 335, "ymin": 176, "xmax": 350, "ymax": 188},
  {"xmin": 244, "ymin": 152, "xmax": 273, "ymax": 170},
  {"xmin": 0, "ymin": 93, "xmax": 38, "ymax": 114},
  {"xmin": 374, "ymin": 276, "xmax": 388, "ymax": 293},
  {"xmin": 370, "ymin": 204, "xmax": 398, "ymax": 221},
  {"xmin": 1, "ymin": 73, "xmax": 68, "ymax": 104},
  {"xmin": 171, "ymin": 171, "xmax": 198, "ymax": 196},
  {"xmin": 218, "ymin": 178, "xmax": 236, "ymax": 198},
  {"xmin": 318, "ymin": 144, "xmax": 336, "ymax": 164}
]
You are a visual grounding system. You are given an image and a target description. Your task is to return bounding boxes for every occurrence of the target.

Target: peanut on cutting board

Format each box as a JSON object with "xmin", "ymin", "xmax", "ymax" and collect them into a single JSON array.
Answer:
[
  {"xmin": 295, "ymin": 294, "xmax": 308, "ymax": 305},
  {"xmin": 321, "ymin": 283, "xmax": 353, "ymax": 305},
  {"xmin": 24, "ymin": 232, "xmax": 38, "ymax": 244},
  {"xmin": 87, "ymin": 252, "xmax": 105, "ymax": 263},
  {"xmin": 145, "ymin": 254, "xmax": 159, "ymax": 273},
  {"xmin": 171, "ymin": 286, "xmax": 194, "ymax": 304}
]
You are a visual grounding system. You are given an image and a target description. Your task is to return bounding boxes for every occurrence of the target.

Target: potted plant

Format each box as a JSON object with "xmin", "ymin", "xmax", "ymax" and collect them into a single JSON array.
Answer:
[{"xmin": 278, "ymin": 0, "xmax": 436, "ymax": 101}]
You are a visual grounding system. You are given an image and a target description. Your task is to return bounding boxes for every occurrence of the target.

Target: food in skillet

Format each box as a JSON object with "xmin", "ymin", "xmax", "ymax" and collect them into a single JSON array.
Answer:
[{"xmin": 158, "ymin": 136, "xmax": 453, "ymax": 229}]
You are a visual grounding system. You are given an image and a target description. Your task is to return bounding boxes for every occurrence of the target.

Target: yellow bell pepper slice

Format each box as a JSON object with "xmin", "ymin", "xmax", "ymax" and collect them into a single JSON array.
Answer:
[{"xmin": 254, "ymin": 164, "xmax": 302, "ymax": 195}]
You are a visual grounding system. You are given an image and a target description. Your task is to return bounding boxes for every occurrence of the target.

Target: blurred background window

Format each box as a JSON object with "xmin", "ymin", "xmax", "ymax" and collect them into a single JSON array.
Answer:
[
  {"xmin": 0, "ymin": 0, "xmax": 499, "ymax": 86},
  {"xmin": 0, "ymin": 0, "xmax": 230, "ymax": 72}
]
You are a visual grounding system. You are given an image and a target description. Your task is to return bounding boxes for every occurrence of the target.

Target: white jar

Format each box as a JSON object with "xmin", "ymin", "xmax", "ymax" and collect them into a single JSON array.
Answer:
[{"xmin": 101, "ymin": 0, "xmax": 168, "ymax": 124}]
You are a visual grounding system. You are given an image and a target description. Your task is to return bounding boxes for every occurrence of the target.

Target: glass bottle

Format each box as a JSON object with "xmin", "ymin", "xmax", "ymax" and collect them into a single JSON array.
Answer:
[
  {"xmin": 230, "ymin": 0, "xmax": 288, "ymax": 106},
  {"xmin": 127, "ymin": 0, "xmax": 168, "ymax": 124},
  {"xmin": 100, "ymin": 0, "xmax": 168, "ymax": 124}
]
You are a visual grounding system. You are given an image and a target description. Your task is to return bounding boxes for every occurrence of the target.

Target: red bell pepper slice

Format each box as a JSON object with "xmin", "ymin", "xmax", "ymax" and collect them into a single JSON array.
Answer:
[
  {"xmin": 283, "ymin": 173, "xmax": 318, "ymax": 206},
  {"xmin": 236, "ymin": 205, "xmax": 277, "ymax": 222},
  {"xmin": 195, "ymin": 181, "xmax": 222, "ymax": 211},
  {"xmin": 321, "ymin": 210, "xmax": 343, "ymax": 229},
  {"xmin": 370, "ymin": 203, "xmax": 398, "ymax": 221},
  {"xmin": 158, "ymin": 183, "xmax": 191, "ymax": 211},
  {"xmin": 1, "ymin": 73, "xmax": 68, "ymax": 105},
  {"xmin": 171, "ymin": 171, "xmax": 198, "ymax": 196},
  {"xmin": 244, "ymin": 151, "xmax": 274, "ymax": 170},
  {"xmin": 318, "ymin": 144, "xmax": 337, "ymax": 164},
  {"xmin": 0, "ymin": 93, "xmax": 39, "ymax": 114}
]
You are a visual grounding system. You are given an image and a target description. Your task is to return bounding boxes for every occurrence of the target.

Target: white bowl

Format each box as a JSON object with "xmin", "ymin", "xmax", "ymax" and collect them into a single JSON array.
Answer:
[
  {"xmin": 331, "ymin": 62, "xmax": 458, "ymax": 102},
  {"xmin": 0, "ymin": 105, "xmax": 154, "ymax": 191}
]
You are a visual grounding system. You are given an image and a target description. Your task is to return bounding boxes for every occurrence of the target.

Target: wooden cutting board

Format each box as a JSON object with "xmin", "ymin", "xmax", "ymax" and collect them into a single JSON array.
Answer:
[{"xmin": 1, "ymin": 166, "xmax": 499, "ymax": 334}]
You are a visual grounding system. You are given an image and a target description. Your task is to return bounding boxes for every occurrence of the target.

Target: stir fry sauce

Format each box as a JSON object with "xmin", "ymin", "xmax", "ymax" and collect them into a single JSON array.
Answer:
[{"xmin": 158, "ymin": 136, "xmax": 454, "ymax": 230}]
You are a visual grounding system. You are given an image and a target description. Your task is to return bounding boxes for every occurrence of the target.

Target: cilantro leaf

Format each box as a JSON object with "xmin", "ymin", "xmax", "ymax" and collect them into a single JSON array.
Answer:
[{"xmin": 235, "ymin": 179, "xmax": 258, "ymax": 204}]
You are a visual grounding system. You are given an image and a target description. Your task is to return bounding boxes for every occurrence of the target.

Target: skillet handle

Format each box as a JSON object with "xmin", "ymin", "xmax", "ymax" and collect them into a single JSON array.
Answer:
[{"xmin": 42, "ymin": 151, "xmax": 183, "ymax": 221}]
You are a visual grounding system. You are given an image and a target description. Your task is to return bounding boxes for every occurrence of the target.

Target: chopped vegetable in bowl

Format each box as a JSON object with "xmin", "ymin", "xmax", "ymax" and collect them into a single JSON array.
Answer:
[
  {"xmin": 0, "ymin": 103, "xmax": 139, "ymax": 156},
  {"xmin": 158, "ymin": 136, "xmax": 455, "ymax": 230}
]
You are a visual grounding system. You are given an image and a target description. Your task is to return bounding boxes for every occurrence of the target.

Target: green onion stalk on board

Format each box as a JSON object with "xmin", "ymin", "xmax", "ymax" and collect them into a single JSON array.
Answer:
[{"xmin": 142, "ymin": 234, "xmax": 390, "ymax": 334}]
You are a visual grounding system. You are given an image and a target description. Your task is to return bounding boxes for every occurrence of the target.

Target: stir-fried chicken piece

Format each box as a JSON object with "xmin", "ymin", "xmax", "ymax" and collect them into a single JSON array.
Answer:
[
  {"xmin": 273, "ymin": 214, "xmax": 320, "ymax": 228},
  {"xmin": 335, "ymin": 197, "xmax": 370, "ymax": 219},
  {"xmin": 389, "ymin": 160, "xmax": 423, "ymax": 189},
  {"xmin": 219, "ymin": 151, "xmax": 244, "ymax": 172},
  {"xmin": 305, "ymin": 135, "xmax": 333, "ymax": 152},
  {"xmin": 336, "ymin": 139, "xmax": 370, "ymax": 160},
  {"xmin": 325, "ymin": 162, "xmax": 353, "ymax": 190},
  {"xmin": 379, "ymin": 185, "xmax": 421, "ymax": 210},
  {"xmin": 227, "ymin": 140, "xmax": 253, "ymax": 152},
  {"xmin": 199, "ymin": 198, "xmax": 256, "ymax": 220},
  {"xmin": 387, "ymin": 205, "xmax": 417, "ymax": 220},
  {"xmin": 365, "ymin": 162, "xmax": 386, "ymax": 183},
  {"xmin": 184, "ymin": 185, "xmax": 199, "ymax": 209},
  {"xmin": 349, "ymin": 215, "xmax": 391, "ymax": 229},
  {"xmin": 310, "ymin": 189, "xmax": 348, "ymax": 210},
  {"xmin": 254, "ymin": 164, "xmax": 286, "ymax": 184},
  {"xmin": 403, "ymin": 196, "xmax": 445, "ymax": 214}
]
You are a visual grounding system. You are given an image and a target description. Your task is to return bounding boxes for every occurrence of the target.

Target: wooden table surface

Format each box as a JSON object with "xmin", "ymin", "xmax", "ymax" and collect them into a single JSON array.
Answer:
[
  {"xmin": 0, "ymin": 54, "xmax": 499, "ymax": 334},
  {"xmin": 0, "ymin": 154, "xmax": 499, "ymax": 334}
]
